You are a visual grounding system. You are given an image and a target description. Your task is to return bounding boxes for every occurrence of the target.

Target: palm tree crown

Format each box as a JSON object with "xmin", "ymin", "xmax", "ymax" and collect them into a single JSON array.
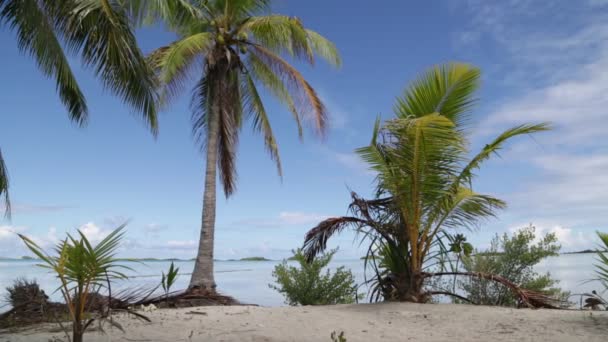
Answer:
[{"xmin": 140, "ymin": 0, "xmax": 340, "ymax": 195}]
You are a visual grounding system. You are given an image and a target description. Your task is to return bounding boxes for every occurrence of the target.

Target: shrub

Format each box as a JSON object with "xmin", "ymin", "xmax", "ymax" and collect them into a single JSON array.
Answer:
[
  {"xmin": 5, "ymin": 278, "xmax": 49, "ymax": 309},
  {"xmin": 460, "ymin": 225, "xmax": 568, "ymax": 306},
  {"xmin": 270, "ymin": 249, "xmax": 360, "ymax": 305}
]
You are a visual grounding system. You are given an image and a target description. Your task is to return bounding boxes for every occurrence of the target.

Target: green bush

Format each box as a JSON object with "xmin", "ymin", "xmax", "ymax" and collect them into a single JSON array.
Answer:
[
  {"xmin": 461, "ymin": 225, "xmax": 568, "ymax": 306},
  {"xmin": 270, "ymin": 249, "xmax": 361, "ymax": 305}
]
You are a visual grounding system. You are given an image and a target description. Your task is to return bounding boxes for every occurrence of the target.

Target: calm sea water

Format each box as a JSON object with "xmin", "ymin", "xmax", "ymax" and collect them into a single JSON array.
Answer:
[{"xmin": 0, "ymin": 254, "xmax": 602, "ymax": 311}]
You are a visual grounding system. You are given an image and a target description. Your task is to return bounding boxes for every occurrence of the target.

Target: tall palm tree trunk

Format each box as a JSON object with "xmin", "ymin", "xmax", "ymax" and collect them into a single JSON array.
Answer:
[{"xmin": 189, "ymin": 76, "xmax": 221, "ymax": 291}]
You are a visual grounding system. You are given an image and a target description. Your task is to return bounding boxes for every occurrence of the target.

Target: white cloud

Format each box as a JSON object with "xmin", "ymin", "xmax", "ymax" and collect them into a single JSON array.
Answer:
[
  {"xmin": 77, "ymin": 222, "xmax": 111, "ymax": 244},
  {"xmin": 277, "ymin": 212, "xmax": 330, "ymax": 225},
  {"xmin": 333, "ymin": 151, "xmax": 373, "ymax": 175},
  {"xmin": 508, "ymin": 223, "xmax": 596, "ymax": 252},
  {"xmin": 479, "ymin": 51, "xmax": 608, "ymax": 145},
  {"xmin": 232, "ymin": 211, "xmax": 331, "ymax": 229},
  {"xmin": 143, "ymin": 223, "xmax": 168, "ymax": 233},
  {"xmin": 166, "ymin": 240, "xmax": 198, "ymax": 249},
  {"xmin": 0, "ymin": 225, "xmax": 26, "ymax": 240}
]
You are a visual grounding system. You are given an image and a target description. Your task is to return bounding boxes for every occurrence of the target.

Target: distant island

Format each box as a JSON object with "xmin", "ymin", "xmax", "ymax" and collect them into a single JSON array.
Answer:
[
  {"xmin": 0, "ymin": 256, "xmax": 38, "ymax": 261},
  {"xmin": 234, "ymin": 257, "xmax": 273, "ymax": 262},
  {"xmin": 562, "ymin": 249, "xmax": 596, "ymax": 255}
]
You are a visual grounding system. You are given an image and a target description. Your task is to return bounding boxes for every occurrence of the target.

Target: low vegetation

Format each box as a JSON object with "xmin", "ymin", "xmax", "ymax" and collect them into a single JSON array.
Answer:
[
  {"xmin": 270, "ymin": 249, "xmax": 360, "ymax": 305},
  {"xmin": 595, "ymin": 231, "xmax": 608, "ymax": 289},
  {"xmin": 17, "ymin": 224, "xmax": 135, "ymax": 342},
  {"xmin": 459, "ymin": 226, "xmax": 568, "ymax": 307},
  {"xmin": 161, "ymin": 262, "xmax": 180, "ymax": 303}
]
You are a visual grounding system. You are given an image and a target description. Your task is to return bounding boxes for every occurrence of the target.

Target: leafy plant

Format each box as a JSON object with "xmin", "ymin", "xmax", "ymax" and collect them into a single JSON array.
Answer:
[
  {"xmin": 18, "ymin": 224, "xmax": 131, "ymax": 342},
  {"xmin": 161, "ymin": 262, "xmax": 180, "ymax": 300},
  {"xmin": 595, "ymin": 231, "xmax": 608, "ymax": 289},
  {"xmin": 131, "ymin": 0, "xmax": 340, "ymax": 291},
  {"xmin": 448, "ymin": 234, "xmax": 473, "ymax": 293},
  {"xmin": 330, "ymin": 331, "xmax": 347, "ymax": 342},
  {"xmin": 460, "ymin": 226, "xmax": 567, "ymax": 307},
  {"xmin": 303, "ymin": 63, "xmax": 551, "ymax": 305},
  {"xmin": 270, "ymin": 249, "xmax": 360, "ymax": 305}
]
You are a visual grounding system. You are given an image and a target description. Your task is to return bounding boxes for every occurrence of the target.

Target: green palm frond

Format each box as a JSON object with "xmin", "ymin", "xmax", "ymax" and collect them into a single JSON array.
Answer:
[
  {"xmin": 247, "ymin": 52, "xmax": 303, "ymax": 138},
  {"xmin": 1, "ymin": 0, "xmax": 88, "ymax": 124},
  {"xmin": 437, "ymin": 187, "xmax": 506, "ymax": 231},
  {"xmin": 127, "ymin": 0, "xmax": 203, "ymax": 28},
  {"xmin": 241, "ymin": 71, "xmax": 282, "ymax": 177},
  {"xmin": 456, "ymin": 123, "xmax": 552, "ymax": 186},
  {"xmin": 249, "ymin": 44, "xmax": 328, "ymax": 137},
  {"xmin": 216, "ymin": 67, "xmax": 243, "ymax": 197},
  {"xmin": 52, "ymin": 0, "xmax": 159, "ymax": 134},
  {"xmin": 595, "ymin": 232, "xmax": 608, "ymax": 288},
  {"xmin": 0, "ymin": 148, "xmax": 10, "ymax": 218},
  {"xmin": 394, "ymin": 63, "xmax": 480, "ymax": 127},
  {"xmin": 148, "ymin": 32, "xmax": 214, "ymax": 105},
  {"xmin": 304, "ymin": 29, "xmax": 341, "ymax": 67}
]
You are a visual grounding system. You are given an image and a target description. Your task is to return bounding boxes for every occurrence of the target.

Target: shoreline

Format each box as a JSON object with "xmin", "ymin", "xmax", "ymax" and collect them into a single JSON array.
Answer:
[{"xmin": 2, "ymin": 303, "xmax": 607, "ymax": 341}]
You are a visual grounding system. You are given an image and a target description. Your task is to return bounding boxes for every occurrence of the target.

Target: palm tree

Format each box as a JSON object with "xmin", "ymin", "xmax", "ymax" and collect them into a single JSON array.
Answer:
[
  {"xmin": 137, "ymin": 0, "xmax": 340, "ymax": 291},
  {"xmin": 303, "ymin": 63, "xmax": 552, "ymax": 304},
  {"xmin": 0, "ymin": 0, "xmax": 159, "ymax": 216}
]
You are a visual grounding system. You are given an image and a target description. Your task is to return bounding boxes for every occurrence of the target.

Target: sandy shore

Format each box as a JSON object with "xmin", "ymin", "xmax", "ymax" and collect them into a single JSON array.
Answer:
[{"xmin": 2, "ymin": 303, "xmax": 607, "ymax": 341}]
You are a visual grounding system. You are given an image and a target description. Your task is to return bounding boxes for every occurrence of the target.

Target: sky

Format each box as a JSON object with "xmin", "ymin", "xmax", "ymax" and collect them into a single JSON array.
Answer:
[{"xmin": 1, "ymin": 0, "xmax": 607, "ymax": 260}]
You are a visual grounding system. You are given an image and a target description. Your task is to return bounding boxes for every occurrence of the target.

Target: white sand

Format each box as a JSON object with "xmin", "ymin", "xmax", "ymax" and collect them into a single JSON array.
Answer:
[{"xmin": 2, "ymin": 303, "xmax": 607, "ymax": 341}]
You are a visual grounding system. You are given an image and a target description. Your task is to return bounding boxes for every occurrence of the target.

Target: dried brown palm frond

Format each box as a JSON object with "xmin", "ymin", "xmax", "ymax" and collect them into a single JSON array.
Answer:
[{"xmin": 424, "ymin": 271, "xmax": 565, "ymax": 309}]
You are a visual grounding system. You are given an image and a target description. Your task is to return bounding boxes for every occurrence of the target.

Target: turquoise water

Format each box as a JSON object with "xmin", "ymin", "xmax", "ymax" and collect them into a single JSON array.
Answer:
[{"xmin": 0, "ymin": 254, "xmax": 603, "ymax": 311}]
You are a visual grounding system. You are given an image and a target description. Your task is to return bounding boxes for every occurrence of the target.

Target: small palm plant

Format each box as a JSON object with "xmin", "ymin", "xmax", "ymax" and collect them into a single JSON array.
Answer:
[
  {"xmin": 595, "ymin": 231, "xmax": 608, "ymax": 289},
  {"xmin": 18, "ymin": 224, "xmax": 130, "ymax": 342},
  {"xmin": 303, "ymin": 63, "xmax": 552, "ymax": 305},
  {"xmin": 161, "ymin": 262, "xmax": 180, "ymax": 302}
]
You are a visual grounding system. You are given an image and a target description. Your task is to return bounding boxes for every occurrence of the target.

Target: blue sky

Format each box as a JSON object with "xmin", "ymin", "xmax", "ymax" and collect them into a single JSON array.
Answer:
[{"xmin": 1, "ymin": 0, "xmax": 607, "ymax": 259}]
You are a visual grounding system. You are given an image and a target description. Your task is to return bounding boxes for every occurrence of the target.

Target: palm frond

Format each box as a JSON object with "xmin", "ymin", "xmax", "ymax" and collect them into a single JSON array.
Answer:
[
  {"xmin": 248, "ymin": 44, "xmax": 327, "ymax": 136},
  {"xmin": 1, "ymin": 0, "xmax": 87, "ymax": 124},
  {"xmin": 394, "ymin": 63, "xmax": 480, "ymax": 127},
  {"xmin": 595, "ymin": 232, "xmax": 608, "ymax": 288},
  {"xmin": 0, "ymin": 148, "xmax": 10, "ymax": 218},
  {"xmin": 456, "ymin": 123, "xmax": 551, "ymax": 186},
  {"xmin": 247, "ymin": 52, "xmax": 303, "ymax": 139},
  {"xmin": 191, "ymin": 74, "xmax": 212, "ymax": 149},
  {"xmin": 241, "ymin": 71, "xmax": 282, "ymax": 177},
  {"xmin": 305, "ymin": 29, "xmax": 341, "ymax": 67},
  {"xmin": 216, "ymin": 68, "xmax": 242, "ymax": 197},
  {"xmin": 51, "ymin": 0, "xmax": 159, "ymax": 134},
  {"xmin": 148, "ymin": 32, "xmax": 213, "ymax": 106},
  {"xmin": 126, "ymin": 0, "xmax": 203, "ymax": 28},
  {"xmin": 303, "ymin": 217, "xmax": 367, "ymax": 262}
]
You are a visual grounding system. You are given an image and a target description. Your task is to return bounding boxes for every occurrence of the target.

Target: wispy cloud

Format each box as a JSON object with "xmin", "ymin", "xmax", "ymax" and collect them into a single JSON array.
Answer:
[
  {"xmin": 143, "ymin": 223, "xmax": 168, "ymax": 233},
  {"xmin": 10, "ymin": 203, "xmax": 72, "ymax": 214},
  {"xmin": 458, "ymin": 1, "xmax": 608, "ymax": 239},
  {"xmin": 231, "ymin": 211, "xmax": 330, "ymax": 229},
  {"xmin": 508, "ymin": 223, "xmax": 596, "ymax": 252}
]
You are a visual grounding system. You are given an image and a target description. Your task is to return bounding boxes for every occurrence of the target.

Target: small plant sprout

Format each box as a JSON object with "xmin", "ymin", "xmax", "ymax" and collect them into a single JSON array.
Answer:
[
  {"xmin": 161, "ymin": 262, "xmax": 180, "ymax": 300},
  {"xmin": 18, "ymin": 224, "xmax": 131, "ymax": 342},
  {"xmin": 330, "ymin": 331, "xmax": 347, "ymax": 342}
]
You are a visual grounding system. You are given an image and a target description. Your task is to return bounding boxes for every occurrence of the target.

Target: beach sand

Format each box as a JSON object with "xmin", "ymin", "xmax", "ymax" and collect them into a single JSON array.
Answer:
[{"xmin": 2, "ymin": 303, "xmax": 607, "ymax": 341}]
